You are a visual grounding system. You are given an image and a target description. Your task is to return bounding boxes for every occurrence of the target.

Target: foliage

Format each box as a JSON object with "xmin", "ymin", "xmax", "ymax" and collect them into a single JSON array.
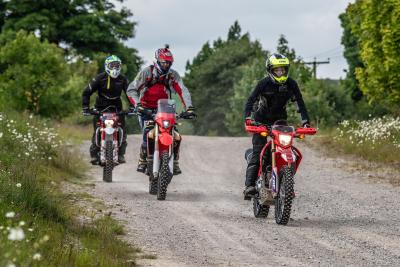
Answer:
[
  {"xmin": 226, "ymin": 58, "xmax": 265, "ymax": 135},
  {"xmin": 0, "ymin": 0, "xmax": 141, "ymax": 80},
  {"xmin": 339, "ymin": 6, "xmax": 364, "ymax": 102},
  {"xmin": 276, "ymin": 35, "xmax": 313, "ymax": 86},
  {"xmin": 0, "ymin": 111, "xmax": 138, "ymax": 266},
  {"xmin": 301, "ymin": 79, "xmax": 354, "ymax": 126},
  {"xmin": 0, "ymin": 31, "xmax": 67, "ymax": 117},
  {"xmin": 184, "ymin": 21, "xmax": 266, "ymax": 136},
  {"xmin": 317, "ymin": 117, "xmax": 400, "ymax": 170},
  {"xmin": 341, "ymin": 0, "xmax": 400, "ymax": 113},
  {"xmin": 0, "ymin": 31, "xmax": 97, "ymax": 118}
]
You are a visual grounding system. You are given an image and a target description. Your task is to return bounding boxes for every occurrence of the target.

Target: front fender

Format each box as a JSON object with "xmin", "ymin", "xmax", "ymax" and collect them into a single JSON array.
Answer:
[
  {"xmin": 276, "ymin": 146, "xmax": 296, "ymax": 165},
  {"xmin": 159, "ymin": 132, "xmax": 173, "ymax": 146}
]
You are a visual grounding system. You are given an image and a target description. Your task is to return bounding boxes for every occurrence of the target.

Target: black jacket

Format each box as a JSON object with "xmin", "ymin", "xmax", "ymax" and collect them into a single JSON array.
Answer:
[
  {"xmin": 244, "ymin": 76, "xmax": 310, "ymax": 124},
  {"xmin": 82, "ymin": 72, "xmax": 129, "ymax": 110}
]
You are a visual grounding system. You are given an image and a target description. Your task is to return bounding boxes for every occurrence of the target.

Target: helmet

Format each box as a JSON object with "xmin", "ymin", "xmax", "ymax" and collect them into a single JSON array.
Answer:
[
  {"xmin": 154, "ymin": 44, "xmax": 174, "ymax": 75},
  {"xmin": 266, "ymin": 53, "xmax": 290, "ymax": 84},
  {"xmin": 105, "ymin": 55, "xmax": 122, "ymax": 78}
]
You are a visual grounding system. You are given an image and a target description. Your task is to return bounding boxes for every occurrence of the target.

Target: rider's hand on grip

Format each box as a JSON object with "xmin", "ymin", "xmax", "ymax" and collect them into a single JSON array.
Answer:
[
  {"xmin": 135, "ymin": 103, "xmax": 146, "ymax": 115},
  {"xmin": 245, "ymin": 117, "xmax": 254, "ymax": 126},
  {"xmin": 127, "ymin": 105, "xmax": 136, "ymax": 116},
  {"xmin": 185, "ymin": 106, "xmax": 197, "ymax": 119},
  {"xmin": 302, "ymin": 121, "xmax": 311, "ymax": 128}
]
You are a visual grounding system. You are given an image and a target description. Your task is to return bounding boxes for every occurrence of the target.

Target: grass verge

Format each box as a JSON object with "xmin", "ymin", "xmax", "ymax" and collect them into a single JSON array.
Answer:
[{"xmin": 0, "ymin": 111, "xmax": 139, "ymax": 266}]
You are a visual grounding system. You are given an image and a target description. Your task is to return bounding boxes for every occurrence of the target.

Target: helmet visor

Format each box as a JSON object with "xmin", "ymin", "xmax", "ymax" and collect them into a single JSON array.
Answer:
[
  {"xmin": 272, "ymin": 67, "xmax": 287, "ymax": 78},
  {"xmin": 107, "ymin": 61, "xmax": 121, "ymax": 70}
]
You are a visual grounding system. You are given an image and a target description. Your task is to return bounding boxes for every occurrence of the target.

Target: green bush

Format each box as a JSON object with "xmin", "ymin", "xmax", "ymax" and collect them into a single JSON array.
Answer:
[{"xmin": 0, "ymin": 31, "xmax": 98, "ymax": 119}]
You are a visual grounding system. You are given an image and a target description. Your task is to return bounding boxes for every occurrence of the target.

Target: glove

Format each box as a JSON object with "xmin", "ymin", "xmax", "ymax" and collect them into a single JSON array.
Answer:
[
  {"xmin": 185, "ymin": 106, "xmax": 197, "ymax": 118},
  {"xmin": 302, "ymin": 121, "xmax": 311, "ymax": 128},
  {"xmin": 135, "ymin": 103, "xmax": 146, "ymax": 115},
  {"xmin": 82, "ymin": 107, "xmax": 90, "ymax": 115},
  {"xmin": 245, "ymin": 117, "xmax": 253, "ymax": 126},
  {"xmin": 128, "ymin": 105, "xmax": 136, "ymax": 114}
]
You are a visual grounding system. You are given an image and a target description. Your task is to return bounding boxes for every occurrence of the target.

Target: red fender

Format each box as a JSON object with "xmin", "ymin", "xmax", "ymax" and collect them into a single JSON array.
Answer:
[{"xmin": 159, "ymin": 132, "xmax": 173, "ymax": 146}]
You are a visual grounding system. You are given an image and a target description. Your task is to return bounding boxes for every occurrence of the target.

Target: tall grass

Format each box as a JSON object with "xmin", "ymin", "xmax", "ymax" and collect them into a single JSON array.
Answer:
[{"xmin": 0, "ymin": 112, "xmax": 138, "ymax": 266}]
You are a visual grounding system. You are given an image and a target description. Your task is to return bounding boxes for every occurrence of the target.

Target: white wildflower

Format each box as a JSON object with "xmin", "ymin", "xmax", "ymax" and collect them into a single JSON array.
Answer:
[
  {"xmin": 0, "ymin": 132, "xmax": 3, "ymax": 138},
  {"xmin": 19, "ymin": 221, "xmax": 26, "ymax": 226},
  {"xmin": 5, "ymin": 211, "xmax": 15, "ymax": 218},
  {"xmin": 33, "ymin": 253, "xmax": 42, "ymax": 260},
  {"xmin": 8, "ymin": 227, "xmax": 25, "ymax": 241},
  {"xmin": 16, "ymin": 183, "xmax": 22, "ymax": 188}
]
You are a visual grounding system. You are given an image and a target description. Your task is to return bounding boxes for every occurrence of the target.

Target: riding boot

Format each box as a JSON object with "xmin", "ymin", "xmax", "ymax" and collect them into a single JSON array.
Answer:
[
  {"xmin": 173, "ymin": 139, "xmax": 182, "ymax": 175},
  {"xmin": 118, "ymin": 140, "xmax": 127, "ymax": 164},
  {"xmin": 90, "ymin": 132, "xmax": 100, "ymax": 165},
  {"xmin": 136, "ymin": 146, "xmax": 147, "ymax": 173}
]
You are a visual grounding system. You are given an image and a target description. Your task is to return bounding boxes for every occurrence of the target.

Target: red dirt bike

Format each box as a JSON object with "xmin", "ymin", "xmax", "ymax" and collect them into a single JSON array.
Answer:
[
  {"xmin": 245, "ymin": 120, "xmax": 317, "ymax": 225},
  {"xmin": 142, "ymin": 99, "xmax": 194, "ymax": 200},
  {"xmin": 84, "ymin": 106, "xmax": 135, "ymax": 183}
]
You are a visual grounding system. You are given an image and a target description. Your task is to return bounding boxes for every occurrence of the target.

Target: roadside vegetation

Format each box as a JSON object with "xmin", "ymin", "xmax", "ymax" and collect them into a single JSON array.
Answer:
[
  {"xmin": 0, "ymin": 112, "xmax": 139, "ymax": 266},
  {"xmin": 316, "ymin": 116, "xmax": 400, "ymax": 164}
]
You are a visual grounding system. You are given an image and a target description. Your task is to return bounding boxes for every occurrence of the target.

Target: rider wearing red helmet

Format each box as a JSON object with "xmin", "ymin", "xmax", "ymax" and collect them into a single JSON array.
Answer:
[{"xmin": 127, "ymin": 45, "xmax": 196, "ymax": 174}]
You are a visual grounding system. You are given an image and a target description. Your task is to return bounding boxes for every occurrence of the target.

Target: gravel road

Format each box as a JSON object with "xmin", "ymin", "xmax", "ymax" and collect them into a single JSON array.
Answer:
[{"xmin": 85, "ymin": 135, "xmax": 400, "ymax": 266}]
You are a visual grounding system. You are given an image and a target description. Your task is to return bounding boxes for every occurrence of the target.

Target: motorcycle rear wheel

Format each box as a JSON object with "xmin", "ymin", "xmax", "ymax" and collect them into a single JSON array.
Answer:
[
  {"xmin": 103, "ymin": 140, "xmax": 114, "ymax": 183},
  {"xmin": 275, "ymin": 166, "xmax": 294, "ymax": 225},
  {"xmin": 157, "ymin": 152, "xmax": 172, "ymax": 200}
]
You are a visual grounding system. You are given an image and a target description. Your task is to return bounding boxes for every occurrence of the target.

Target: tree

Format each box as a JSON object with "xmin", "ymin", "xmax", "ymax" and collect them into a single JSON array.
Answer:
[
  {"xmin": 227, "ymin": 20, "xmax": 242, "ymax": 41},
  {"xmin": 226, "ymin": 58, "xmax": 266, "ymax": 135},
  {"xmin": 0, "ymin": 31, "xmax": 94, "ymax": 118},
  {"xmin": 184, "ymin": 22, "xmax": 266, "ymax": 136},
  {"xmin": 276, "ymin": 35, "xmax": 312, "ymax": 86},
  {"xmin": 1, "ymin": 0, "xmax": 141, "ymax": 79},
  {"xmin": 339, "ymin": 6, "xmax": 364, "ymax": 102},
  {"xmin": 342, "ymin": 0, "xmax": 400, "ymax": 113}
]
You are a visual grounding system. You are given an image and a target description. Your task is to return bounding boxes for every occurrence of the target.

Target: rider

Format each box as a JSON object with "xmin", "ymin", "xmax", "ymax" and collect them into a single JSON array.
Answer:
[
  {"xmin": 82, "ymin": 55, "xmax": 132, "ymax": 164},
  {"xmin": 243, "ymin": 53, "xmax": 311, "ymax": 197},
  {"xmin": 127, "ymin": 45, "xmax": 196, "ymax": 175}
]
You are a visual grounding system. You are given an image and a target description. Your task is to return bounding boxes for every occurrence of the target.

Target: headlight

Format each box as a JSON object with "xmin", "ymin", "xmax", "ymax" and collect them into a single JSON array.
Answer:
[
  {"xmin": 162, "ymin": 120, "xmax": 170, "ymax": 129},
  {"xmin": 104, "ymin": 119, "xmax": 114, "ymax": 127},
  {"xmin": 278, "ymin": 134, "xmax": 292, "ymax": 146}
]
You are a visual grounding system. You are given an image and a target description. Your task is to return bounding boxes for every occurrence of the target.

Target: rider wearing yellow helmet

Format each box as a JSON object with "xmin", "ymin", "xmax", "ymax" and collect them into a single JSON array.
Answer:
[{"xmin": 243, "ymin": 53, "xmax": 311, "ymax": 197}]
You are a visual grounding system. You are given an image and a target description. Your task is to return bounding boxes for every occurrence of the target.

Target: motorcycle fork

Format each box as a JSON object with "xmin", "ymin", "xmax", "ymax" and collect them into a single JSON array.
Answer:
[
  {"xmin": 152, "ymin": 124, "xmax": 174, "ymax": 177},
  {"xmin": 271, "ymin": 141, "xmax": 279, "ymax": 197},
  {"xmin": 153, "ymin": 124, "xmax": 160, "ymax": 178}
]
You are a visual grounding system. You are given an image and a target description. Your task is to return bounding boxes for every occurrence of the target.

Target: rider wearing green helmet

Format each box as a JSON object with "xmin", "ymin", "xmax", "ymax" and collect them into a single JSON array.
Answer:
[{"xmin": 82, "ymin": 55, "xmax": 132, "ymax": 164}]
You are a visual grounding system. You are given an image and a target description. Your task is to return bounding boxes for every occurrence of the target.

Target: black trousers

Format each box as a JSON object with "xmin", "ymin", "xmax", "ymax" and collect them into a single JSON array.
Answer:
[
  {"xmin": 245, "ymin": 134, "xmax": 271, "ymax": 187},
  {"xmin": 90, "ymin": 115, "xmax": 127, "ymax": 158}
]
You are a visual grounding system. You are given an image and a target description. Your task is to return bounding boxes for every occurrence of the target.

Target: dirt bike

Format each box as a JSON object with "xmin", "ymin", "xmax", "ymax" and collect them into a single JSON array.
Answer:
[
  {"xmin": 141, "ymin": 99, "xmax": 193, "ymax": 200},
  {"xmin": 245, "ymin": 120, "xmax": 317, "ymax": 225},
  {"xmin": 84, "ymin": 106, "xmax": 135, "ymax": 183}
]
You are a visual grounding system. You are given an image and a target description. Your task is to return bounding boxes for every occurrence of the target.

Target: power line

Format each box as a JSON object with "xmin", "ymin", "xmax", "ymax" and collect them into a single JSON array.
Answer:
[
  {"xmin": 304, "ymin": 57, "xmax": 330, "ymax": 78},
  {"xmin": 304, "ymin": 46, "xmax": 342, "ymax": 60}
]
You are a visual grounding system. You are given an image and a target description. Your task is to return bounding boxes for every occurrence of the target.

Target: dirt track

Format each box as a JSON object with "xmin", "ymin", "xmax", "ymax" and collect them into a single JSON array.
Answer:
[{"xmin": 86, "ymin": 135, "xmax": 400, "ymax": 266}]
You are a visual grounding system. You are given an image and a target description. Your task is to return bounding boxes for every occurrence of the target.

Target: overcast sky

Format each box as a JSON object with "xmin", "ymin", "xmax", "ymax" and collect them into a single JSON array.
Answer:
[{"xmin": 122, "ymin": 0, "xmax": 354, "ymax": 79}]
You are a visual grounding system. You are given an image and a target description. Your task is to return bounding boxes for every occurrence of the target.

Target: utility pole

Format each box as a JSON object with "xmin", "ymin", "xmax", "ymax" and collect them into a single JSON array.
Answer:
[{"xmin": 304, "ymin": 57, "xmax": 330, "ymax": 79}]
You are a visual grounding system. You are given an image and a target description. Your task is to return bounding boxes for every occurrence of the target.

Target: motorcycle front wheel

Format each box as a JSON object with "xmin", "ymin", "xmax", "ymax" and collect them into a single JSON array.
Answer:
[
  {"xmin": 275, "ymin": 166, "xmax": 295, "ymax": 225},
  {"xmin": 103, "ymin": 140, "xmax": 114, "ymax": 183},
  {"xmin": 157, "ymin": 152, "xmax": 172, "ymax": 200}
]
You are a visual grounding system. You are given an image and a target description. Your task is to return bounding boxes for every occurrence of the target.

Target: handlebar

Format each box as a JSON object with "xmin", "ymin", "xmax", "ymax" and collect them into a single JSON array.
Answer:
[
  {"xmin": 83, "ymin": 108, "xmax": 136, "ymax": 117},
  {"xmin": 137, "ymin": 108, "xmax": 195, "ymax": 120},
  {"xmin": 244, "ymin": 123, "xmax": 317, "ymax": 137}
]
